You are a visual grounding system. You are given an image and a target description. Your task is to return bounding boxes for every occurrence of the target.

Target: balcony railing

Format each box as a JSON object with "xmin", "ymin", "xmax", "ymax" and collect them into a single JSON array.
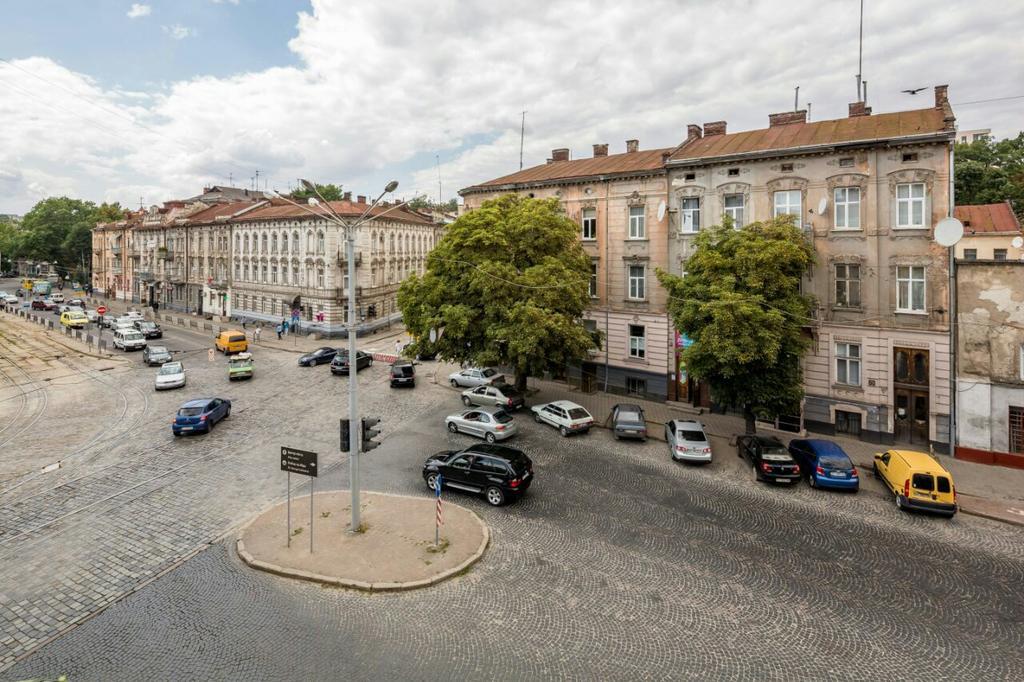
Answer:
[
  {"xmin": 111, "ymin": 246, "xmax": 122, "ymax": 255},
  {"xmin": 111, "ymin": 264, "xmax": 123, "ymax": 274}
]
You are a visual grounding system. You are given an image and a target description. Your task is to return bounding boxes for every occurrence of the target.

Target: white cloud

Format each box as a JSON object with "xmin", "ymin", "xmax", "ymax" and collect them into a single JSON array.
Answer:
[
  {"xmin": 163, "ymin": 24, "xmax": 195, "ymax": 40},
  {"xmin": 211, "ymin": 0, "xmax": 241, "ymax": 4},
  {"xmin": 1, "ymin": 0, "xmax": 1023, "ymax": 214},
  {"xmin": 126, "ymin": 3, "xmax": 151, "ymax": 19}
]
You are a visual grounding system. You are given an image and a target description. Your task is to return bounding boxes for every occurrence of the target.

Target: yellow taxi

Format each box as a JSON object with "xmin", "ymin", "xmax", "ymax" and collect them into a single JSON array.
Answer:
[
  {"xmin": 873, "ymin": 449, "xmax": 957, "ymax": 517},
  {"xmin": 215, "ymin": 329, "xmax": 248, "ymax": 354},
  {"xmin": 60, "ymin": 310, "xmax": 89, "ymax": 329}
]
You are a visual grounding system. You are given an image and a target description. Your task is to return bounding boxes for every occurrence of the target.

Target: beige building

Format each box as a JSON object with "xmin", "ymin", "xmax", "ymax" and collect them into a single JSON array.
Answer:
[
  {"xmin": 665, "ymin": 86, "xmax": 957, "ymax": 451},
  {"xmin": 953, "ymin": 202, "xmax": 1023, "ymax": 261},
  {"xmin": 92, "ymin": 213, "xmax": 140, "ymax": 300},
  {"xmin": 460, "ymin": 142, "xmax": 674, "ymax": 400}
]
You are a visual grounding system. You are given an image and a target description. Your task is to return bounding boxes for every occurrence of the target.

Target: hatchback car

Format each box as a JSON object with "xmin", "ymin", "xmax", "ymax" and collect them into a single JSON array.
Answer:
[
  {"xmin": 172, "ymin": 397, "xmax": 230, "ymax": 435},
  {"xmin": 446, "ymin": 406, "xmax": 517, "ymax": 442},
  {"xmin": 531, "ymin": 400, "xmax": 594, "ymax": 437},
  {"xmin": 298, "ymin": 346, "xmax": 338, "ymax": 366},
  {"xmin": 873, "ymin": 449, "xmax": 956, "ymax": 517},
  {"xmin": 422, "ymin": 443, "xmax": 533, "ymax": 506},
  {"xmin": 330, "ymin": 350, "xmax": 373, "ymax": 375},
  {"xmin": 135, "ymin": 320, "xmax": 163, "ymax": 339},
  {"xmin": 155, "ymin": 362, "xmax": 186, "ymax": 391},
  {"xmin": 143, "ymin": 346, "xmax": 173, "ymax": 366},
  {"xmin": 788, "ymin": 439, "xmax": 859, "ymax": 492},
  {"xmin": 448, "ymin": 367, "xmax": 503, "ymax": 388},
  {"xmin": 611, "ymin": 403, "xmax": 647, "ymax": 441},
  {"xmin": 665, "ymin": 420, "xmax": 712, "ymax": 463},
  {"xmin": 31, "ymin": 299, "xmax": 55, "ymax": 311},
  {"xmin": 390, "ymin": 360, "xmax": 416, "ymax": 387},
  {"xmin": 461, "ymin": 383, "xmax": 524, "ymax": 410},
  {"xmin": 737, "ymin": 435, "xmax": 801, "ymax": 484}
]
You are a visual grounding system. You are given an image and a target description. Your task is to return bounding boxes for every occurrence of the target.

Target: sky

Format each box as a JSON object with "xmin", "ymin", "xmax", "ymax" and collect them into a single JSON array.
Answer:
[{"xmin": 1, "ymin": 0, "xmax": 1022, "ymax": 215}]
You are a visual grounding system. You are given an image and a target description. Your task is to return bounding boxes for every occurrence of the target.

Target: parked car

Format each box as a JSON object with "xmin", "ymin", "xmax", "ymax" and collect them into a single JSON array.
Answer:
[
  {"xmin": 214, "ymin": 330, "xmax": 248, "ymax": 354},
  {"xmin": 143, "ymin": 345, "xmax": 172, "ymax": 366},
  {"xmin": 422, "ymin": 443, "xmax": 533, "ymax": 506},
  {"xmin": 298, "ymin": 346, "xmax": 338, "ymax": 367},
  {"xmin": 155, "ymin": 361, "xmax": 186, "ymax": 390},
  {"xmin": 112, "ymin": 328, "xmax": 146, "ymax": 351},
  {"xmin": 135, "ymin": 320, "xmax": 163, "ymax": 339},
  {"xmin": 665, "ymin": 420, "xmax": 712, "ymax": 463},
  {"xmin": 737, "ymin": 435, "xmax": 801, "ymax": 484},
  {"xmin": 172, "ymin": 397, "xmax": 231, "ymax": 435},
  {"xmin": 873, "ymin": 449, "xmax": 956, "ymax": 517},
  {"xmin": 59, "ymin": 310, "xmax": 88, "ymax": 328},
  {"xmin": 390, "ymin": 360, "xmax": 416, "ymax": 387},
  {"xmin": 448, "ymin": 367, "xmax": 503, "ymax": 388},
  {"xmin": 330, "ymin": 350, "xmax": 373, "ymax": 375},
  {"xmin": 461, "ymin": 383, "xmax": 524, "ymax": 410},
  {"xmin": 788, "ymin": 439, "xmax": 859, "ymax": 492},
  {"xmin": 531, "ymin": 400, "xmax": 594, "ymax": 437},
  {"xmin": 446, "ymin": 406, "xmax": 517, "ymax": 442},
  {"xmin": 610, "ymin": 403, "xmax": 647, "ymax": 441}
]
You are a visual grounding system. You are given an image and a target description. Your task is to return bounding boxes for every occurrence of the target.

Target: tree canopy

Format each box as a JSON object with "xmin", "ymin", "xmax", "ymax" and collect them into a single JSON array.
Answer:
[
  {"xmin": 398, "ymin": 193, "xmax": 594, "ymax": 391},
  {"xmin": 657, "ymin": 216, "xmax": 815, "ymax": 433},
  {"xmin": 289, "ymin": 183, "xmax": 343, "ymax": 202},
  {"xmin": 406, "ymin": 196, "xmax": 458, "ymax": 213},
  {"xmin": 954, "ymin": 133, "xmax": 1024, "ymax": 221}
]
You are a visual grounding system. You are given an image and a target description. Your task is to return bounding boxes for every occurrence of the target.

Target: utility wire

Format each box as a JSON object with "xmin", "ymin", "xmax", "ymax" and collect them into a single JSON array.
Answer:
[{"xmin": 951, "ymin": 94, "xmax": 1024, "ymax": 106}]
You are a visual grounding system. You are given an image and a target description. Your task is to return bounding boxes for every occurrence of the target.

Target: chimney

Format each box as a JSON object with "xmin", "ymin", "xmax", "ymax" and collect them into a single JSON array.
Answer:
[
  {"xmin": 593, "ymin": 143, "xmax": 608, "ymax": 157},
  {"xmin": 768, "ymin": 111, "xmax": 807, "ymax": 127},
  {"xmin": 934, "ymin": 84, "xmax": 949, "ymax": 109},
  {"xmin": 343, "ymin": 191, "xmax": 352, "ymax": 201},
  {"xmin": 686, "ymin": 124, "xmax": 703, "ymax": 141},
  {"xmin": 848, "ymin": 101, "xmax": 872, "ymax": 117},
  {"xmin": 625, "ymin": 139, "xmax": 639, "ymax": 153},
  {"xmin": 551, "ymin": 148, "xmax": 570, "ymax": 162},
  {"xmin": 703, "ymin": 121, "xmax": 727, "ymax": 136},
  {"xmin": 357, "ymin": 195, "xmax": 366, "ymax": 204}
]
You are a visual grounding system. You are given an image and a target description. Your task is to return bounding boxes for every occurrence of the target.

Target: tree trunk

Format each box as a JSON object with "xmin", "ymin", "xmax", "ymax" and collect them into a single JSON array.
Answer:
[
  {"xmin": 743, "ymin": 406, "xmax": 757, "ymax": 434},
  {"xmin": 514, "ymin": 370, "xmax": 528, "ymax": 394}
]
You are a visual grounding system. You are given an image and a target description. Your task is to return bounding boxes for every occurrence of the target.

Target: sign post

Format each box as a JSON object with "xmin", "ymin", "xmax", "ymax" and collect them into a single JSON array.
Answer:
[
  {"xmin": 280, "ymin": 446, "xmax": 318, "ymax": 553},
  {"xmin": 434, "ymin": 473, "xmax": 443, "ymax": 547}
]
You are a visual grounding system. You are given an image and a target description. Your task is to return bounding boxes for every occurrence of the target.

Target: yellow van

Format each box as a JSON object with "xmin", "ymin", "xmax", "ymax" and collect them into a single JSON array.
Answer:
[
  {"xmin": 215, "ymin": 329, "xmax": 249, "ymax": 354},
  {"xmin": 60, "ymin": 310, "xmax": 88, "ymax": 329},
  {"xmin": 872, "ymin": 449, "xmax": 957, "ymax": 517}
]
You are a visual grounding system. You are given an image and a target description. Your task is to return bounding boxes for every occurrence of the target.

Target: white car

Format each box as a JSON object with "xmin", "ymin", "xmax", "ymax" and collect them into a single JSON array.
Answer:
[
  {"xmin": 49, "ymin": 292, "xmax": 65, "ymax": 303},
  {"xmin": 154, "ymin": 361, "xmax": 186, "ymax": 390},
  {"xmin": 113, "ymin": 328, "xmax": 146, "ymax": 351},
  {"xmin": 448, "ymin": 367, "xmax": 504, "ymax": 388},
  {"xmin": 124, "ymin": 310, "xmax": 145, "ymax": 322},
  {"xmin": 113, "ymin": 316, "xmax": 136, "ymax": 330},
  {"xmin": 665, "ymin": 420, "xmax": 712, "ymax": 463},
  {"xmin": 82, "ymin": 308, "xmax": 100, "ymax": 323},
  {"xmin": 2, "ymin": 294, "xmax": 18, "ymax": 306},
  {"xmin": 531, "ymin": 400, "xmax": 594, "ymax": 437}
]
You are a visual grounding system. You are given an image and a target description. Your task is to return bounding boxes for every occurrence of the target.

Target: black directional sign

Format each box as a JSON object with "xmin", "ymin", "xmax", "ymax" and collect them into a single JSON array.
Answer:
[{"xmin": 280, "ymin": 447, "xmax": 318, "ymax": 477}]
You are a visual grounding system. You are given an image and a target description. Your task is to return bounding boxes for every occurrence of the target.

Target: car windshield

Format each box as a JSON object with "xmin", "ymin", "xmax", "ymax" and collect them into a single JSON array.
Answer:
[
  {"xmin": 124, "ymin": 331, "xmax": 143, "ymax": 339},
  {"xmin": 493, "ymin": 410, "xmax": 513, "ymax": 424},
  {"xmin": 618, "ymin": 411, "xmax": 642, "ymax": 422},
  {"xmin": 819, "ymin": 455, "xmax": 850, "ymax": 468},
  {"xmin": 567, "ymin": 408, "xmax": 590, "ymax": 420},
  {"xmin": 229, "ymin": 358, "xmax": 249, "ymax": 367},
  {"xmin": 150, "ymin": 347, "xmax": 168, "ymax": 354},
  {"xmin": 178, "ymin": 406, "xmax": 204, "ymax": 416},
  {"xmin": 680, "ymin": 430, "xmax": 706, "ymax": 442},
  {"xmin": 140, "ymin": 322, "xmax": 155, "ymax": 329},
  {"xmin": 481, "ymin": 368, "xmax": 497, "ymax": 377},
  {"xmin": 763, "ymin": 445, "xmax": 788, "ymax": 456},
  {"xmin": 158, "ymin": 364, "xmax": 182, "ymax": 375}
]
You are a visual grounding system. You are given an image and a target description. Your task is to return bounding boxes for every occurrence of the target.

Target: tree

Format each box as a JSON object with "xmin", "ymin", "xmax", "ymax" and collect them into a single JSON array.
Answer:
[
  {"xmin": 11, "ymin": 198, "xmax": 127, "ymax": 278},
  {"xmin": 955, "ymin": 133, "xmax": 1024, "ymax": 221},
  {"xmin": 407, "ymin": 196, "xmax": 458, "ymax": 213},
  {"xmin": 657, "ymin": 216, "xmax": 815, "ymax": 434},
  {"xmin": 289, "ymin": 183, "xmax": 343, "ymax": 202},
  {"xmin": 398, "ymin": 193, "xmax": 595, "ymax": 392}
]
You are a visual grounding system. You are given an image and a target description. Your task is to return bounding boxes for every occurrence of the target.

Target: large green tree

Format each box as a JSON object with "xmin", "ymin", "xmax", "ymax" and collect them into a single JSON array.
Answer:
[
  {"xmin": 398, "ymin": 193, "xmax": 594, "ymax": 391},
  {"xmin": 8, "ymin": 197, "xmax": 127, "ymax": 277},
  {"xmin": 289, "ymin": 183, "xmax": 343, "ymax": 202},
  {"xmin": 955, "ymin": 133, "xmax": 1024, "ymax": 221},
  {"xmin": 657, "ymin": 216, "xmax": 815, "ymax": 434}
]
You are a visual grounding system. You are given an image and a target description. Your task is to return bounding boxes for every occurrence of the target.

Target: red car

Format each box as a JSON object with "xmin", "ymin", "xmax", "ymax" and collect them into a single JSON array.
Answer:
[{"xmin": 31, "ymin": 299, "xmax": 56, "ymax": 311}]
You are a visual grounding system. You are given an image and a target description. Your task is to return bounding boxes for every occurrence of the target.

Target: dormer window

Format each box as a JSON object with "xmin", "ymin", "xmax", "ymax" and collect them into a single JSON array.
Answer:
[
  {"xmin": 727, "ymin": 168, "xmax": 740, "ymax": 177},
  {"xmin": 780, "ymin": 163, "xmax": 794, "ymax": 173},
  {"xmin": 684, "ymin": 172, "xmax": 696, "ymax": 182},
  {"xmin": 902, "ymin": 152, "xmax": 918, "ymax": 163},
  {"xmin": 839, "ymin": 157, "xmax": 855, "ymax": 167}
]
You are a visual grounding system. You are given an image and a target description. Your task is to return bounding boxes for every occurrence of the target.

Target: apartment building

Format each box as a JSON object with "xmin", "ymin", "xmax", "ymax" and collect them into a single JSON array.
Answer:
[
  {"xmin": 92, "ymin": 213, "xmax": 139, "ymax": 300},
  {"xmin": 665, "ymin": 86, "xmax": 957, "ymax": 451},
  {"xmin": 460, "ymin": 142, "xmax": 674, "ymax": 400},
  {"xmin": 953, "ymin": 202, "xmax": 1023, "ymax": 261}
]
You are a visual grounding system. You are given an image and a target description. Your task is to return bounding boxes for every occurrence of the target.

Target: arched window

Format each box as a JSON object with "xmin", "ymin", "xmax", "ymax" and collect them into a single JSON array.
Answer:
[
  {"xmin": 379, "ymin": 234, "xmax": 385, "ymax": 254},
  {"xmin": 316, "ymin": 267, "xmax": 325, "ymax": 288},
  {"xmin": 306, "ymin": 231, "xmax": 314, "ymax": 254},
  {"xmin": 261, "ymin": 233, "xmax": 267, "ymax": 254},
  {"xmin": 235, "ymin": 234, "xmax": 240, "ymax": 253},
  {"xmin": 282, "ymin": 233, "xmax": 288, "ymax": 255},
  {"xmin": 405, "ymin": 234, "xmax": 410, "ymax": 254},
  {"xmin": 292, "ymin": 231, "xmax": 299, "ymax": 254},
  {"xmin": 390, "ymin": 234, "xmax": 395, "ymax": 254},
  {"xmin": 244, "ymin": 234, "xmax": 250, "ymax": 254},
  {"xmin": 317, "ymin": 231, "xmax": 325, "ymax": 255},
  {"xmin": 271, "ymin": 233, "xmax": 278, "ymax": 254}
]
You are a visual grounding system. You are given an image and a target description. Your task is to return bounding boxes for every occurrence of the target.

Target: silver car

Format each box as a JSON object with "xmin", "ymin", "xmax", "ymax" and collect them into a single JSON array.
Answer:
[
  {"xmin": 665, "ymin": 419, "xmax": 712, "ymax": 463},
  {"xmin": 461, "ymin": 383, "xmax": 526, "ymax": 410},
  {"xmin": 155, "ymin": 361, "xmax": 186, "ymax": 390},
  {"xmin": 448, "ymin": 367, "xmax": 504, "ymax": 388},
  {"xmin": 445, "ymin": 406, "xmax": 517, "ymax": 442}
]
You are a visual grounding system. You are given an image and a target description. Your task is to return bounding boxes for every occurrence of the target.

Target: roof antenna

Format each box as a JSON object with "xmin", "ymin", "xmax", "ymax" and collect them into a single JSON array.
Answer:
[
  {"xmin": 856, "ymin": 0, "xmax": 865, "ymax": 101},
  {"xmin": 436, "ymin": 154, "xmax": 443, "ymax": 206},
  {"xmin": 519, "ymin": 110, "xmax": 527, "ymax": 170},
  {"xmin": 807, "ymin": 102, "xmax": 812, "ymax": 121},
  {"xmin": 794, "ymin": 85, "xmax": 800, "ymax": 112}
]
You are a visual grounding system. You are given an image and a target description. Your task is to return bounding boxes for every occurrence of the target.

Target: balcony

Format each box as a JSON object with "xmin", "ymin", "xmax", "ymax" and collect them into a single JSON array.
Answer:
[{"xmin": 111, "ymin": 246, "xmax": 122, "ymax": 256}]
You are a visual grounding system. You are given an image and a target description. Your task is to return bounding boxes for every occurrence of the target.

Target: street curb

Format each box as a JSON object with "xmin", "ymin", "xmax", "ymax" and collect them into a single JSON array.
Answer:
[
  {"xmin": 235, "ymin": 491, "xmax": 490, "ymax": 592},
  {"xmin": 959, "ymin": 507, "xmax": 1024, "ymax": 528}
]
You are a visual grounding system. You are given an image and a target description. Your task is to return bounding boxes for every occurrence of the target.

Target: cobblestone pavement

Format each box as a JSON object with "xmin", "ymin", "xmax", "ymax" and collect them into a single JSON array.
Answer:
[{"xmin": 6, "ymin": 380, "xmax": 1024, "ymax": 680}]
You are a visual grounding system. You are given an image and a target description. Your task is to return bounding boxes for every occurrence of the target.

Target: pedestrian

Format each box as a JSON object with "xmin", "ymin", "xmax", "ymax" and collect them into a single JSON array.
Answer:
[
  {"xmin": 242, "ymin": 320, "xmax": 247, "ymax": 330},
  {"xmin": 276, "ymin": 323, "xmax": 282, "ymax": 340},
  {"xmin": 254, "ymin": 325, "xmax": 261, "ymax": 343},
  {"xmin": 395, "ymin": 338, "xmax": 402, "ymax": 356}
]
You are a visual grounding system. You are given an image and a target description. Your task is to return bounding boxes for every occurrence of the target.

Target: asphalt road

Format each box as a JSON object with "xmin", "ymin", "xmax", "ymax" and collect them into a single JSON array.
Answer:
[{"xmin": 2, "ymin": 286, "xmax": 1024, "ymax": 679}]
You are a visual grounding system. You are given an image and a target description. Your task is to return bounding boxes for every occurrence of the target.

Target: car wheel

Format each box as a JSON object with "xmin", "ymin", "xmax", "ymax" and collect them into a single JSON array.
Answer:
[
  {"xmin": 808, "ymin": 474, "xmax": 816, "ymax": 488},
  {"xmin": 485, "ymin": 432, "xmax": 496, "ymax": 443},
  {"xmin": 485, "ymin": 486, "xmax": 505, "ymax": 506},
  {"xmin": 224, "ymin": 407, "xmax": 231, "ymax": 419},
  {"xmin": 462, "ymin": 396, "xmax": 471, "ymax": 406},
  {"xmin": 559, "ymin": 425, "xmax": 568, "ymax": 437},
  {"xmin": 895, "ymin": 493, "xmax": 904, "ymax": 510},
  {"xmin": 447, "ymin": 422, "xmax": 458, "ymax": 434},
  {"xmin": 426, "ymin": 472, "xmax": 439, "ymax": 492},
  {"xmin": 451, "ymin": 379, "xmax": 459, "ymax": 388},
  {"xmin": 872, "ymin": 462, "xmax": 879, "ymax": 477},
  {"xmin": 534, "ymin": 413, "xmax": 542, "ymax": 424}
]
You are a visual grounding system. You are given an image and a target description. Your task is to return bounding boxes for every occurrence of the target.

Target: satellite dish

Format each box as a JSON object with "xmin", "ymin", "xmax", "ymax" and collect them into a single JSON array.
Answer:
[
  {"xmin": 934, "ymin": 217, "xmax": 964, "ymax": 247},
  {"xmin": 817, "ymin": 198, "xmax": 828, "ymax": 215},
  {"xmin": 1012, "ymin": 236, "xmax": 1024, "ymax": 249},
  {"xmin": 657, "ymin": 200, "xmax": 667, "ymax": 222}
]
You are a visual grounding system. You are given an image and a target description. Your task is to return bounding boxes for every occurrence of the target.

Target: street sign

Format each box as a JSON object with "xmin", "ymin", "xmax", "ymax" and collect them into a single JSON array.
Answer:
[
  {"xmin": 280, "ymin": 446, "xmax": 318, "ymax": 477},
  {"xmin": 96, "ymin": 306, "xmax": 107, "ymax": 315},
  {"xmin": 207, "ymin": 349, "xmax": 215, "ymax": 362}
]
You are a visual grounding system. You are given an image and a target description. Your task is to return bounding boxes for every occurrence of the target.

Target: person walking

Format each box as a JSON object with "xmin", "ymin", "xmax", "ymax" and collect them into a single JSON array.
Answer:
[
  {"xmin": 276, "ymin": 323, "xmax": 282, "ymax": 340},
  {"xmin": 394, "ymin": 338, "xmax": 402, "ymax": 357},
  {"xmin": 254, "ymin": 325, "xmax": 261, "ymax": 343}
]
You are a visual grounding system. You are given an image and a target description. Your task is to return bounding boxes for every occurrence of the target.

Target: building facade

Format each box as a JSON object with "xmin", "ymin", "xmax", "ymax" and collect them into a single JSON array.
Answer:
[
  {"xmin": 953, "ymin": 202, "xmax": 1023, "ymax": 261},
  {"xmin": 92, "ymin": 215, "xmax": 138, "ymax": 300},
  {"xmin": 460, "ymin": 142, "xmax": 675, "ymax": 400},
  {"xmin": 665, "ymin": 87, "xmax": 957, "ymax": 451}
]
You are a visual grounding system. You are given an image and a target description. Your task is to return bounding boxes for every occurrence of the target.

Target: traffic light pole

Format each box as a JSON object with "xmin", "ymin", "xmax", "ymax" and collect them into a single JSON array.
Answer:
[{"xmin": 346, "ymin": 224, "xmax": 361, "ymax": 533}]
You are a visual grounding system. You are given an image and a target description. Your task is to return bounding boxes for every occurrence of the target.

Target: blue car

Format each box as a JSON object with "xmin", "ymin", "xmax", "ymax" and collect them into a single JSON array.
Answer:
[
  {"xmin": 172, "ymin": 397, "xmax": 231, "ymax": 436},
  {"xmin": 787, "ymin": 439, "xmax": 859, "ymax": 491}
]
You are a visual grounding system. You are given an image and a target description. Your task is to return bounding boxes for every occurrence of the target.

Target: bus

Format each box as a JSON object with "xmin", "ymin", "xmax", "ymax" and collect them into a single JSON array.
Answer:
[{"xmin": 32, "ymin": 280, "xmax": 52, "ymax": 296}]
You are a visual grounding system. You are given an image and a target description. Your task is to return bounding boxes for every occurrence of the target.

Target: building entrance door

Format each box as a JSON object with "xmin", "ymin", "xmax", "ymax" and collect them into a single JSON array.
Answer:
[{"xmin": 893, "ymin": 347, "xmax": 930, "ymax": 445}]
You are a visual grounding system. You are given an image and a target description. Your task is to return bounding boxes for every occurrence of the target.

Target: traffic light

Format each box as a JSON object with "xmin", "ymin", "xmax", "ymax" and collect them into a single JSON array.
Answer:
[
  {"xmin": 361, "ymin": 416, "xmax": 381, "ymax": 452},
  {"xmin": 340, "ymin": 418, "xmax": 351, "ymax": 452}
]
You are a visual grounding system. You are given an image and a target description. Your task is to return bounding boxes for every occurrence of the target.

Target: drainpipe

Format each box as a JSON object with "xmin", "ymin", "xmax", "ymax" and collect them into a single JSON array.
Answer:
[
  {"xmin": 603, "ymin": 182, "xmax": 611, "ymax": 392},
  {"xmin": 949, "ymin": 142, "xmax": 957, "ymax": 457}
]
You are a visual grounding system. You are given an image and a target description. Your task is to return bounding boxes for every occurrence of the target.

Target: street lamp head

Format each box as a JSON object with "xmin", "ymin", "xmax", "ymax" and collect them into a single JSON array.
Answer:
[
  {"xmin": 384, "ymin": 180, "xmax": 399, "ymax": 193},
  {"xmin": 308, "ymin": 197, "xmax": 320, "ymax": 206},
  {"xmin": 299, "ymin": 178, "xmax": 317, "ymax": 193},
  {"xmin": 264, "ymin": 189, "xmax": 280, "ymax": 199}
]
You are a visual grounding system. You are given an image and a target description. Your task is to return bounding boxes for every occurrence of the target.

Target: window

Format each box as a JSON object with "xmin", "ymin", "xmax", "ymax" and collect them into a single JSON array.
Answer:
[
  {"xmin": 836, "ymin": 342, "xmax": 861, "ymax": 386},
  {"xmin": 270, "ymin": 264, "xmax": 278, "ymax": 284},
  {"xmin": 628, "ymin": 206, "xmax": 645, "ymax": 239},
  {"xmin": 835, "ymin": 409, "xmax": 861, "ymax": 436},
  {"xmin": 317, "ymin": 268, "xmax": 324, "ymax": 288},
  {"xmin": 626, "ymin": 377, "xmax": 647, "ymax": 396},
  {"xmin": 834, "ymin": 187, "xmax": 861, "ymax": 229},
  {"xmin": 994, "ymin": 249, "xmax": 1008, "ymax": 261},
  {"xmin": 773, "ymin": 190, "xmax": 802, "ymax": 226},
  {"xmin": 684, "ymin": 172, "xmax": 695, "ymax": 181},
  {"xmin": 1011, "ymin": 406, "xmax": 1024, "ymax": 454},
  {"xmin": 838, "ymin": 157, "xmax": 855, "ymax": 168},
  {"xmin": 317, "ymin": 231, "xmax": 325, "ymax": 255},
  {"xmin": 681, "ymin": 197, "xmax": 700, "ymax": 233},
  {"xmin": 835, "ymin": 264, "xmax": 861, "ymax": 307},
  {"xmin": 628, "ymin": 265, "xmax": 646, "ymax": 300},
  {"xmin": 723, "ymin": 194, "xmax": 743, "ymax": 227},
  {"xmin": 780, "ymin": 163, "xmax": 793, "ymax": 173},
  {"xmin": 1020, "ymin": 344, "xmax": 1024, "ymax": 381},
  {"xmin": 902, "ymin": 152, "xmax": 918, "ymax": 163},
  {"xmin": 896, "ymin": 265, "xmax": 926, "ymax": 312},
  {"xmin": 963, "ymin": 248, "xmax": 977, "ymax": 260},
  {"xmin": 728, "ymin": 167, "xmax": 741, "ymax": 176},
  {"xmin": 896, "ymin": 183, "xmax": 926, "ymax": 228},
  {"xmin": 628, "ymin": 325, "xmax": 645, "ymax": 359},
  {"xmin": 582, "ymin": 208, "xmax": 597, "ymax": 240},
  {"xmin": 589, "ymin": 262, "xmax": 598, "ymax": 298}
]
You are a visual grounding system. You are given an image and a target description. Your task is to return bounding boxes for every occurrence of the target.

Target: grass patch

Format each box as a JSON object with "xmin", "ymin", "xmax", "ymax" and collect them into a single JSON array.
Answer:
[{"xmin": 426, "ymin": 538, "xmax": 450, "ymax": 554}]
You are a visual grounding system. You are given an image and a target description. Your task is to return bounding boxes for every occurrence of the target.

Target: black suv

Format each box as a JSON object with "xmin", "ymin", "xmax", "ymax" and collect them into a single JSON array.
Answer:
[
  {"xmin": 422, "ymin": 443, "xmax": 533, "ymax": 506},
  {"xmin": 737, "ymin": 434, "xmax": 801, "ymax": 484},
  {"xmin": 389, "ymin": 360, "xmax": 415, "ymax": 387},
  {"xmin": 135, "ymin": 320, "xmax": 163, "ymax": 339}
]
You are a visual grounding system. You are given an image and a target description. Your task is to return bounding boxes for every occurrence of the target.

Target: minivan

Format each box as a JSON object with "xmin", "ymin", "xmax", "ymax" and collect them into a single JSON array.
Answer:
[
  {"xmin": 113, "ymin": 328, "xmax": 147, "ymax": 351},
  {"xmin": 873, "ymin": 449, "xmax": 956, "ymax": 517},
  {"xmin": 389, "ymin": 361, "xmax": 415, "ymax": 387},
  {"xmin": 215, "ymin": 330, "xmax": 248, "ymax": 354},
  {"xmin": 60, "ymin": 310, "xmax": 88, "ymax": 329}
]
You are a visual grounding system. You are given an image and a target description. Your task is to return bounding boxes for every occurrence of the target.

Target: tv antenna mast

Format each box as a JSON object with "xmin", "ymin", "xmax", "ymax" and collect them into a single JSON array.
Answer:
[
  {"xmin": 856, "ymin": 0, "xmax": 865, "ymax": 101},
  {"xmin": 519, "ymin": 110, "xmax": 527, "ymax": 170}
]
